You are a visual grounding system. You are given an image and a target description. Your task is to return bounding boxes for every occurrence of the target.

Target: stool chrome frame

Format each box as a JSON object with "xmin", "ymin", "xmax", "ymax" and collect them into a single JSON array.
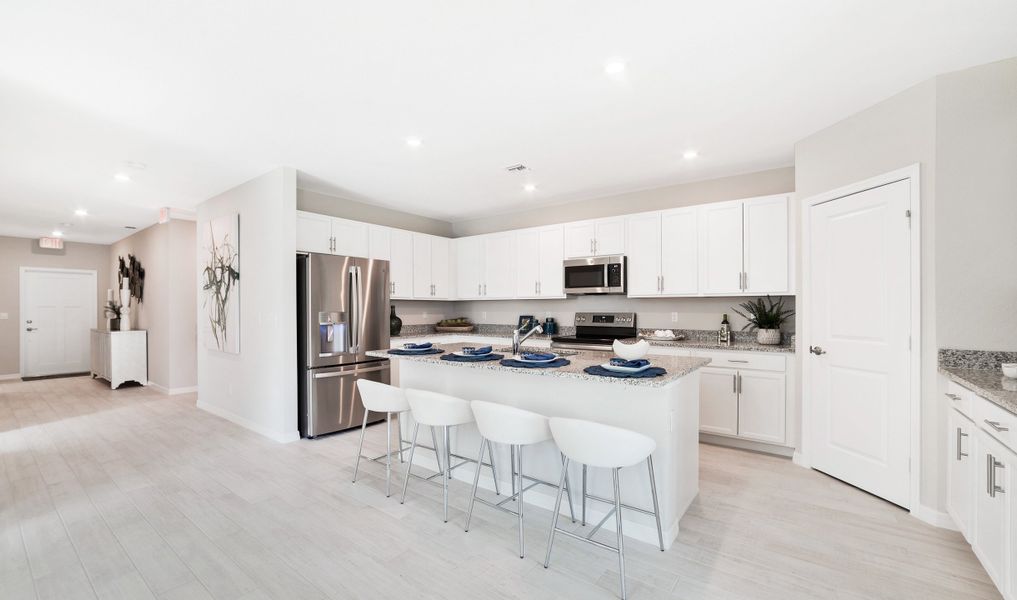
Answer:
[
  {"xmin": 544, "ymin": 456, "xmax": 664, "ymax": 600},
  {"xmin": 463, "ymin": 440, "xmax": 576, "ymax": 558}
]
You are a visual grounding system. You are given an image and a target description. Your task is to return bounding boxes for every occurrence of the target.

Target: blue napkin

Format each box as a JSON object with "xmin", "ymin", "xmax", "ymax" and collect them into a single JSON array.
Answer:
[
  {"xmin": 500, "ymin": 358, "xmax": 570, "ymax": 369},
  {"xmin": 466, "ymin": 346, "xmax": 492, "ymax": 356},
  {"xmin": 403, "ymin": 342, "xmax": 433, "ymax": 350},
  {"xmin": 609, "ymin": 358, "xmax": 650, "ymax": 368},
  {"xmin": 584, "ymin": 365, "xmax": 667, "ymax": 378},
  {"xmin": 442, "ymin": 353, "xmax": 503, "ymax": 363},
  {"xmin": 521, "ymin": 352, "xmax": 556, "ymax": 361},
  {"xmin": 389, "ymin": 348, "xmax": 444, "ymax": 356}
]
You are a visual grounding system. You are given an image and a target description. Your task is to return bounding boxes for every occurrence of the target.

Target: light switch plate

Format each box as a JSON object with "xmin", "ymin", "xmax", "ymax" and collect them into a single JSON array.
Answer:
[
  {"xmin": 0, "ymin": 312, "xmax": 7, "ymax": 320},
  {"xmin": 670, "ymin": 312, "xmax": 678, "ymax": 323}
]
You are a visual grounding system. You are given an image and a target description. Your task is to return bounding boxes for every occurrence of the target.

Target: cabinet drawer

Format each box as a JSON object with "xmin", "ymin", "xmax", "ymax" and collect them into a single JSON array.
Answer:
[
  {"xmin": 693, "ymin": 350, "xmax": 786, "ymax": 372},
  {"xmin": 945, "ymin": 380, "xmax": 973, "ymax": 420},
  {"xmin": 974, "ymin": 394, "xmax": 1017, "ymax": 453}
]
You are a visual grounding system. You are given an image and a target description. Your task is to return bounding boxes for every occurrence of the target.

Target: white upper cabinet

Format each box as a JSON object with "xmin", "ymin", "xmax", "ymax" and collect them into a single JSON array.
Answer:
[
  {"xmin": 626, "ymin": 208, "xmax": 699, "ymax": 297},
  {"xmin": 430, "ymin": 236, "xmax": 450, "ymax": 299},
  {"xmin": 743, "ymin": 195, "xmax": 789, "ymax": 294},
  {"xmin": 368, "ymin": 224, "xmax": 391, "ymax": 260},
  {"xmin": 483, "ymin": 232, "xmax": 517, "ymax": 299},
  {"xmin": 389, "ymin": 229, "xmax": 414, "ymax": 299},
  {"xmin": 296, "ymin": 211, "xmax": 334, "ymax": 254},
  {"xmin": 456, "ymin": 236, "xmax": 484, "ymax": 299},
  {"xmin": 699, "ymin": 200, "xmax": 745, "ymax": 294},
  {"xmin": 295, "ymin": 211, "xmax": 368, "ymax": 257},
  {"xmin": 564, "ymin": 218, "xmax": 625, "ymax": 258},
  {"xmin": 625, "ymin": 213, "xmax": 662, "ymax": 296},
  {"xmin": 516, "ymin": 226, "xmax": 565, "ymax": 299}
]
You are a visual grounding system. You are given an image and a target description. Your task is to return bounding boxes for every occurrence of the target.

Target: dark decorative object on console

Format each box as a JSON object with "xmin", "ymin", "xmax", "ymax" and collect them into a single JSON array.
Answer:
[
  {"xmin": 117, "ymin": 254, "xmax": 146, "ymax": 303},
  {"xmin": 390, "ymin": 305, "xmax": 403, "ymax": 336}
]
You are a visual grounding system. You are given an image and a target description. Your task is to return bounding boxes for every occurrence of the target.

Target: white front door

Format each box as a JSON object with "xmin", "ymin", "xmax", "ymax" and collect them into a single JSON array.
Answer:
[
  {"xmin": 21, "ymin": 268, "xmax": 97, "ymax": 377},
  {"xmin": 806, "ymin": 179, "xmax": 912, "ymax": 507}
]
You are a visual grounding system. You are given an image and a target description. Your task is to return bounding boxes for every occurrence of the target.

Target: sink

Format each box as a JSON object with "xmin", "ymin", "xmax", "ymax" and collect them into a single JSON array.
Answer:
[{"xmin": 496, "ymin": 346, "xmax": 579, "ymax": 357}]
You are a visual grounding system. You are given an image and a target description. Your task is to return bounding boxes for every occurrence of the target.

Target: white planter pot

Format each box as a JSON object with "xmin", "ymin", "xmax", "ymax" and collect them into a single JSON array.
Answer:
[{"xmin": 756, "ymin": 329, "xmax": 781, "ymax": 345}]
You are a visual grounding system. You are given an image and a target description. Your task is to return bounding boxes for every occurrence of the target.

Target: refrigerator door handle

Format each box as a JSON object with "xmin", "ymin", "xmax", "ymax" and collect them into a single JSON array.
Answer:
[
  {"xmin": 312, "ymin": 363, "xmax": 390, "ymax": 378},
  {"xmin": 348, "ymin": 265, "xmax": 363, "ymax": 353}
]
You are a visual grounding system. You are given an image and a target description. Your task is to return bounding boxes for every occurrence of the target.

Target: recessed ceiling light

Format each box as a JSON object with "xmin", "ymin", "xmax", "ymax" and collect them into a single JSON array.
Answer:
[
  {"xmin": 523, "ymin": 183, "xmax": 537, "ymax": 193},
  {"xmin": 51, "ymin": 230, "xmax": 63, "ymax": 237},
  {"xmin": 114, "ymin": 173, "xmax": 131, "ymax": 182},
  {"xmin": 682, "ymin": 150, "xmax": 699, "ymax": 160},
  {"xmin": 405, "ymin": 137, "xmax": 422, "ymax": 148},
  {"xmin": 74, "ymin": 209, "xmax": 88, "ymax": 216},
  {"xmin": 604, "ymin": 59, "xmax": 627, "ymax": 75}
]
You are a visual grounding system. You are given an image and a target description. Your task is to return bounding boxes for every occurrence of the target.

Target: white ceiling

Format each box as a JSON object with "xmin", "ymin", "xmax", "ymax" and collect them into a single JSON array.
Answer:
[{"xmin": 2, "ymin": 1, "xmax": 1016, "ymax": 244}]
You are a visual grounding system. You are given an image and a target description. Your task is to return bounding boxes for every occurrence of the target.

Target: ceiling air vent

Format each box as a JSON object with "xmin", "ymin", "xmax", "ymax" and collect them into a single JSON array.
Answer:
[{"xmin": 505, "ymin": 164, "xmax": 528, "ymax": 172}]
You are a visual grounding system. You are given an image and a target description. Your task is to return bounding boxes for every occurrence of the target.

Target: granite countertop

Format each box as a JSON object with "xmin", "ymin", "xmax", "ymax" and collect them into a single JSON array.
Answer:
[
  {"xmin": 940, "ymin": 366, "xmax": 1017, "ymax": 415},
  {"xmin": 629, "ymin": 337, "xmax": 795, "ymax": 354},
  {"xmin": 369, "ymin": 343, "xmax": 711, "ymax": 388}
]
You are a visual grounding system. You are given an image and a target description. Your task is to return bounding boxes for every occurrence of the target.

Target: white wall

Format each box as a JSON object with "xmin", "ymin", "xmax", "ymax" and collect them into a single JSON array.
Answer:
[
  {"xmin": 196, "ymin": 167, "xmax": 298, "ymax": 442},
  {"xmin": 298, "ymin": 188, "xmax": 454, "ymax": 237}
]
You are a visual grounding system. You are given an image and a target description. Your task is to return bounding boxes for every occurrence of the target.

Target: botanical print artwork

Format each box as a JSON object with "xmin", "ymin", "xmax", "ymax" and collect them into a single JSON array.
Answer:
[{"xmin": 202, "ymin": 214, "xmax": 240, "ymax": 353}]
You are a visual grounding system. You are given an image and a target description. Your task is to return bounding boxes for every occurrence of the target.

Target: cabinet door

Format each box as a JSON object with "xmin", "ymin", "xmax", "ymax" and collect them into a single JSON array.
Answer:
[
  {"xmin": 564, "ymin": 222, "xmax": 597, "ymax": 258},
  {"xmin": 483, "ymin": 232, "xmax": 517, "ymax": 299},
  {"xmin": 594, "ymin": 219, "xmax": 625, "ymax": 255},
  {"xmin": 947, "ymin": 408, "xmax": 975, "ymax": 539},
  {"xmin": 368, "ymin": 225, "xmax": 391, "ymax": 260},
  {"xmin": 537, "ymin": 226, "xmax": 565, "ymax": 297},
  {"xmin": 431, "ymin": 237, "xmax": 450, "ymax": 299},
  {"xmin": 331, "ymin": 217, "xmax": 369, "ymax": 258},
  {"xmin": 699, "ymin": 367, "xmax": 739, "ymax": 436},
  {"xmin": 456, "ymin": 237, "xmax": 484, "ymax": 299},
  {"xmin": 660, "ymin": 207, "xmax": 699, "ymax": 295},
  {"xmin": 296, "ymin": 211, "xmax": 333, "ymax": 254},
  {"xmin": 736, "ymin": 370, "xmax": 786, "ymax": 444},
  {"xmin": 412, "ymin": 234, "xmax": 433, "ymax": 298},
  {"xmin": 743, "ymin": 195, "xmax": 789, "ymax": 294},
  {"xmin": 699, "ymin": 201, "xmax": 744, "ymax": 294},
  {"xmin": 625, "ymin": 213, "xmax": 661, "ymax": 296},
  {"xmin": 390, "ymin": 229, "xmax": 414, "ymax": 299},
  {"xmin": 974, "ymin": 432, "xmax": 1011, "ymax": 591},
  {"xmin": 515, "ymin": 229, "xmax": 540, "ymax": 298}
]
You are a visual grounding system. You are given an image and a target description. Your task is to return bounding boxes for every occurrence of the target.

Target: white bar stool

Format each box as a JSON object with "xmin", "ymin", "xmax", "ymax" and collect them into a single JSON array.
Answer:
[
  {"xmin": 352, "ymin": 379, "xmax": 412, "ymax": 497},
  {"xmin": 400, "ymin": 389, "xmax": 499, "ymax": 522},
  {"xmin": 543, "ymin": 417, "xmax": 664, "ymax": 600},
  {"xmin": 463, "ymin": 401, "xmax": 575, "ymax": 558}
]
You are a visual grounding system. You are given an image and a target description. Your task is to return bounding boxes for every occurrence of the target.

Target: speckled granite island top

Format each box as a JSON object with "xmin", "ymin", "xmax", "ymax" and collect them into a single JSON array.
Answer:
[
  {"xmin": 368, "ymin": 343, "xmax": 711, "ymax": 387},
  {"xmin": 940, "ymin": 366, "xmax": 1017, "ymax": 415}
]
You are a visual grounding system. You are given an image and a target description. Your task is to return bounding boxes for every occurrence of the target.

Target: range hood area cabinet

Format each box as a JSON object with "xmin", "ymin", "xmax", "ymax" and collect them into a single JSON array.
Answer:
[
  {"xmin": 296, "ymin": 211, "xmax": 369, "ymax": 257},
  {"xmin": 563, "ymin": 217, "xmax": 625, "ymax": 258}
]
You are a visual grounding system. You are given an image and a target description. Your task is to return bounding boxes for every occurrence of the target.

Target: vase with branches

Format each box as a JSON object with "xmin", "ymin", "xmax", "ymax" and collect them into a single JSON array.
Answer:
[
  {"xmin": 104, "ymin": 301, "xmax": 122, "ymax": 331},
  {"xmin": 731, "ymin": 295, "xmax": 794, "ymax": 345}
]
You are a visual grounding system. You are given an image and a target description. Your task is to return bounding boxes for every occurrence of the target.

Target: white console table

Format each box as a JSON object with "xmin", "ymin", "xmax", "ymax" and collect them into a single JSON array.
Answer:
[{"xmin": 90, "ymin": 329, "xmax": 148, "ymax": 389}]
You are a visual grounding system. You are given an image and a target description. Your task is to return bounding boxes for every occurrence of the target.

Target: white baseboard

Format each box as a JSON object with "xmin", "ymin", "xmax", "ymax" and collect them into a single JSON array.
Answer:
[
  {"xmin": 197, "ymin": 400, "xmax": 299, "ymax": 443},
  {"xmin": 792, "ymin": 450, "xmax": 811, "ymax": 469},
  {"xmin": 148, "ymin": 382, "xmax": 198, "ymax": 395},
  {"xmin": 700, "ymin": 433, "xmax": 795, "ymax": 458},
  {"xmin": 911, "ymin": 503, "xmax": 958, "ymax": 530},
  {"xmin": 0, "ymin": 373, "xmax": 21, "ymax": 380}
]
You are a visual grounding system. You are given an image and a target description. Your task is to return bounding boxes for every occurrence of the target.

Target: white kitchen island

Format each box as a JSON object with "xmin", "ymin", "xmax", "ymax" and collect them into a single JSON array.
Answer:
[{"xmin": 368, "ymin": 343, "xmax": 709, "ymax": 549}]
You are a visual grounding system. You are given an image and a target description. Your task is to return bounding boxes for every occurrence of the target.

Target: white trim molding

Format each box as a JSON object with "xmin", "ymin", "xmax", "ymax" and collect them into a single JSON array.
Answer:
[
  {"xmin": 0, "ymin": 373, "xmax": 21, "ymax": 381},
  {"xmin": 197, "ymin": 400, "xmax": 300, "ymax": 443},
  {"xmin": 799, "ymin": 164, "xmax": 924, "ymax": 519},
  {"xmin": 148, "ymin": 382, "xmax": 198, "ymax": 395}
]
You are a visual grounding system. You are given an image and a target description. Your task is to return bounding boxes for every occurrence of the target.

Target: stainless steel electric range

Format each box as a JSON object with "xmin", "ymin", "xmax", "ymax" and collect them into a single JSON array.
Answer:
[{"xmin": 549, "ymin": 311, "xmax": 636, "ymax": 352}]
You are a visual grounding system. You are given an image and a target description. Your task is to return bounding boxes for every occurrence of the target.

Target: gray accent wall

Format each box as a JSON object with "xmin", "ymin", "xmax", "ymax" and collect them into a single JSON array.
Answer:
[{"xmin": 297, "ymin": 188, "xmax": 454, "ymax": 237}]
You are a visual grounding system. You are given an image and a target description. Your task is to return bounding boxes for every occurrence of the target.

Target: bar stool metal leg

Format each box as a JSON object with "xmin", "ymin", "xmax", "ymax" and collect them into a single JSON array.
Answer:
[
  {"xmin": 385, "ymin": 413, "xmax": 393, "ymax": 497},
  {"xmin": 464, "ymin": 437, "xmax": 486, "ymax": 532},
  {"xmin": 543, "ymin": 458, "xmax": 570, "ymax": 568},
  {"xmin": 443, "ymin": 425, "xmax": 451, "ymax": 522},
  {"xmin": 581, "ymin": 464, "xmax": 587, "ymax": 526},
  {"xmin": 510, "ymin": 445, "xmax": 516, "ymax": 499},
  {"xmin": 561, "ymin": 452, "xmax": 576, "ymax": 523},
  {"xmin": 487, "ymin": 440, "xmax": 500, "ymax": 495},
  {"xmin": 516, "ymin": 445, "xmax": 524, "ymax": 558},
  {"xmin": 612, "ymin": 468, "xmax": 627, "ymax": 600},
  {"xmin": 399, "ymin": 423, "xmax": 420, "ymax": 504},
  {"xmin": 430, "ymin": 426, "xmax": 443, "ymax": 476},
  {"xmin": 647, "ymin": 455, "xmax": 664, "ymax": 551},
  {"xmin": 352, "ymin": 410, "xmax": 371, "ymax": 483}
]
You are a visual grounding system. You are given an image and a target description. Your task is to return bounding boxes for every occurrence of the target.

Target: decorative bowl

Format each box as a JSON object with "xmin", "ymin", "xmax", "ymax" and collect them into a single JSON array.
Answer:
[
  {"xmin": 612, "ymin": 339, "xmax": 649, "ymax": 361},
  {"xmin": 1002, "ymin": 363, "xmax": 1017, "ymax": 379}
]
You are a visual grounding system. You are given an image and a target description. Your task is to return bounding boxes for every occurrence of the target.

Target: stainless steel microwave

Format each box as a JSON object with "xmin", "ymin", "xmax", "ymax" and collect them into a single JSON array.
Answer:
[{"xmin": 563, "ymin": 255, "xmax": 626, "ymax": 294}]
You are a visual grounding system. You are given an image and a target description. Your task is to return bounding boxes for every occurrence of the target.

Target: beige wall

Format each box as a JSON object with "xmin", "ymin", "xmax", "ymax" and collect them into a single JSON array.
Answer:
[
  {"xmin": 453, "ymin": 167, "xmax": 794, "ymax": 237},
  {"xmin": 109, "ymin": 219, "xmax": 197, "ymax": 391},
  {"xmin": 935, "ymin": 57, "xmax": 1017, "ymax": 351},
  {"xmin": 297, "ymin": 188, "xmax": 454, "ymax": 237},
  {"xmin": 0, "ymin": 236, "xmax": 110, "ymax": 376}
]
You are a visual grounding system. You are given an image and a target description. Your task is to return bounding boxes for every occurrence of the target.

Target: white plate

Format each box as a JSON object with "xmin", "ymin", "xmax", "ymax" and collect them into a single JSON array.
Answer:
[
  {"xmin": 399, "ymin": 346, "xmax": 434, "ymax": 353},
  {"xmin": 601, "ymin": 362, "xmax": 652, "ymax": 374},
  {"xmin": 454, "ymin": 350, "xmax": 493, "ymax": 357},
  {"xmin": 515, "ymin": 354, "xmax": 559, "ymax": 364}
]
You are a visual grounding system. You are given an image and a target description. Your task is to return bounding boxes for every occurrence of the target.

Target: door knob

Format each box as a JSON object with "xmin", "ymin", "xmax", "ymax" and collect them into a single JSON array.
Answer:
[{"xmin": 809, "ymin": 345, "xmax": 826, "ymax": 355}]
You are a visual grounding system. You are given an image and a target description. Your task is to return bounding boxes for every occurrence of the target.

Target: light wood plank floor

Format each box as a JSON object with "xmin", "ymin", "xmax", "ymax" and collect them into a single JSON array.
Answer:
[{"xmin": 0, "ymin": 376, "xmax": 1000, "ymax": 600}]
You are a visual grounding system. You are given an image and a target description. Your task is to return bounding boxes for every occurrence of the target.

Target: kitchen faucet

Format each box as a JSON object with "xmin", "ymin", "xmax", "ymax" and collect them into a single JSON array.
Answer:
[{"xmin": 512, "ymin": 322, "xmax": 544, "ymax": 355}]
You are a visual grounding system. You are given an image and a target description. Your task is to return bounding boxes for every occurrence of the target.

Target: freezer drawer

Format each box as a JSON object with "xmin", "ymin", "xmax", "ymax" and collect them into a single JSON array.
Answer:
[{"xmin": 303, "ymin": 361, "xmax": 390, "ymax": 438}]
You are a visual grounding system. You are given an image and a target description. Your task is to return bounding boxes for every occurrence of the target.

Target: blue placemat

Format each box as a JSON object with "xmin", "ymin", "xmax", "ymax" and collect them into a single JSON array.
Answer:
[
  {"xmin": 500, "ymin": 358, "xmax": 571, "ymax": 369},
  {"xmin": 388, "ymin": 348, "xmax": 445, "ymax": 356},
  {"xmin": 583, "ymin": 365, "xmax": 667, "ymax": 378},
  {"xmin": 441, "ymin": 353, "xmax": 504, "ymax": 362}
]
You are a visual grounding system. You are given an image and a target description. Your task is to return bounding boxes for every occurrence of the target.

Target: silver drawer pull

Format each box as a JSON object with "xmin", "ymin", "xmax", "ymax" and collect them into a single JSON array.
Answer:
[
  {"xmin": 945, "ymin": 393, "xmax": 962, "ymax": 401},
  {"xmin": 984, "ymin": 419, "xmax": 1010, "ymax": 432},
  {"xmin": 727, "ymin": 359, "xmax": 749, "ymax": 363}
]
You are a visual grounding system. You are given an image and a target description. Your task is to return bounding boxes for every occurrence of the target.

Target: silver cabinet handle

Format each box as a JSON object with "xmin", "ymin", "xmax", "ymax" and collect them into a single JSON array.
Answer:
[
  {"xmin": 483, "ymin": 284, "xmax": 487, "ymax": 296},
  {"xmin": 945, "ymin": 393, "xmax": 962, "ymax": 402},
  {"xmin": 590, "ymin": 239, "xmax": 594, "ymax": 254},
  {"xmin": 985, "ymin": 419, "xmax": 1010, "ymax": 432},
  {"xmin": 537, "ymin": 281, "xmax": 541, "ymax": 295},
  {"xmin": 737, "ymin": 372, "xmax": 742, "ymax": 394},
  {"xmin": 477, "ymin": 284, "xmax": 481, "ymax": 296},
  {"xmin": 594, "ymin": 239, "xmax": 598, "ymax": 254},
  {"xmin": 727, "ymin": 359, "xmax": 749, "ymax": 364},
  {"xmin": 732, "ymin": 374, "xmax": 737, "ymax": 394},
  {"xmin": 956, "ymin": 427, "xmax": 968, "ymax": 460},
  {"xmin": 535, "ymin": 281, "xmax": 538, "ymax": 295},
  {"xmin": 809, "ymin": 345, "xmax": 826, "ymax": 356},
  {"xmin": 987, "ymin": 453, "xmax": 1006, "ymax": 498}
]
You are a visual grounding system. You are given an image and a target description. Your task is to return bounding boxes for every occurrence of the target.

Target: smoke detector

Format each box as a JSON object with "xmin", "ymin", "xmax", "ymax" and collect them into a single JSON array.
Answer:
[{"xmin": 505, "ymin": 164, "xmax": 528, "ymax": 172}]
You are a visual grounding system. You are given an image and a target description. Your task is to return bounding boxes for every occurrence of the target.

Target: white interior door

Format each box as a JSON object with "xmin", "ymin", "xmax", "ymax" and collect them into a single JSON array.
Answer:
[
  {"xmin": 21, "ymin": 268, "xmax": 97, "ymax": 377},
  {"xmin": 806, "ymin": 179, "xmax": 912, "ymax": 507}
]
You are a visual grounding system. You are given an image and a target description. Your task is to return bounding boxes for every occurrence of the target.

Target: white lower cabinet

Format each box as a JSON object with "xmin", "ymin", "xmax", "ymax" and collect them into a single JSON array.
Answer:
[
  {"xmin": 736, "ymin": 369, "xmax": 786, "ymax": 444},
  {"xmin": 693, "ymin": 351, "xmax": 787, "ymax": 446},
  {"xmin": 90, "ymin": 329, "xmax": 148, "ymax": 389},
  {"xmin": 699, "ymin": 367, "xmax": 739, "ymax": 436},
  {"xmin": 946, "ymin": 380, "xmax": 1015, "ymax": 600}
]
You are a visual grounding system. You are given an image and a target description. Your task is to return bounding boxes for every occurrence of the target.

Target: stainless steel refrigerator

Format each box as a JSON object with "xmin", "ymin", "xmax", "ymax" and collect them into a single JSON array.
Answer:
[{"xmin": 297, "ymin": 253, "xmax": 391, "ymax": 438}]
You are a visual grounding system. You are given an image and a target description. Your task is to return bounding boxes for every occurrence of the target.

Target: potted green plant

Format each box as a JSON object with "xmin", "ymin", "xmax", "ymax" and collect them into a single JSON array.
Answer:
[{"xmin": 731, "ymin": 296, "xmax": 794, "ymax": 345}]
